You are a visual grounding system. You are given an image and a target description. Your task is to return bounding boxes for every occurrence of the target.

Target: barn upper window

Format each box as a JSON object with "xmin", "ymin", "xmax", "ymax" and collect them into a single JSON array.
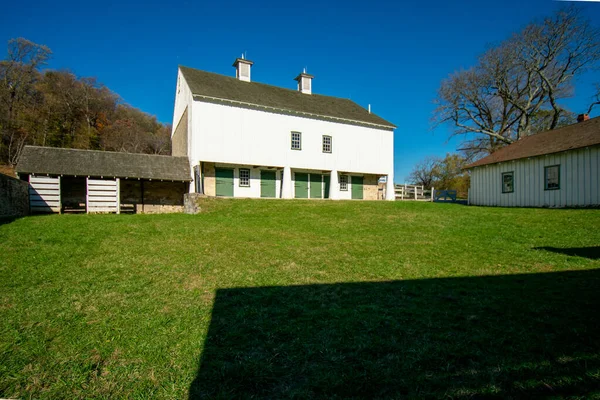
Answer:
[
  {"xmin": 322, "ymin": 135, "xmax": 332, "ymax": 153},
  {"xmin": 545, "ymin": 165, "xmax": 560, "ymax": 190},
  {"xmin": 502, "ymin": 172, "xmax": 514, "ymax": 193},
  {"xmin": 291, "ymin": 132, "xmax": 302, "ymax": 150}
]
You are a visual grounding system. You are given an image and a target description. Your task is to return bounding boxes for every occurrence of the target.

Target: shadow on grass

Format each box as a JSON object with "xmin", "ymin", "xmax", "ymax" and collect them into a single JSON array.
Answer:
[
  {"xmin": 0, "ymin": 216, "xmax": 20, "ymax": 226},
  {"xmin": 190, "ymin": 270, "xmax": 600, "ymax": 399},
  {"xmin": 534, "ymin": 246, "xmax": 600, "ymax": 260}
]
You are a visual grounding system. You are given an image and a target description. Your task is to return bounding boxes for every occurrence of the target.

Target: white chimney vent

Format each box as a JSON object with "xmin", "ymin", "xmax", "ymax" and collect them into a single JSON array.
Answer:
[
  {"xmin": 294, "ymin": 69, "xmax": 314, "ymax": 94},
  {"xmin": 233, "ymin": 55, "xmax": 253, "ymax": 82}
]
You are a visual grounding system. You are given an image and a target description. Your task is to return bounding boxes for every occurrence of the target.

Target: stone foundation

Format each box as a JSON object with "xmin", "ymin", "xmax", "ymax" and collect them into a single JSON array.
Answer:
[
  {"xmin": 363, "ymin": 174, "xmax": 379, "ymax": 200},
  {"xmin": 202, "ymin": 162, "xmax": 216, "ymax": 196}
]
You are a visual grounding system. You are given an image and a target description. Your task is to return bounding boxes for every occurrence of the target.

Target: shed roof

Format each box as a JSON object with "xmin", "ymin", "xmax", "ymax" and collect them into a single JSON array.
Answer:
[
  {"xmin": 16, "ymin": 146, "xmax": 192, "ymax": 181},
  {"xmin": 179, "ymin": 66, "xmax": 395, "ymax": 129},
  {"xmin": 465, "ymin": 116, "xmax": 600, "ymax": 169}
]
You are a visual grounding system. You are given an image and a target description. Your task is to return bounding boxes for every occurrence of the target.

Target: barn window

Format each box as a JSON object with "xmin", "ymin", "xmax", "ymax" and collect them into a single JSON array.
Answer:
[
  {"xmin": 502, "ymin": 172, "xmax": 514, "ymax": 193},
  {"xmin": 322, "ymin": 135, "xmax": 332, "ymax": 153},
  {"xmin": 239, "ymin": 169, "xmax": 250, "ymax": 187},
  {"xmin": 340, "ymin": 175, "xmax": 348, "ymax": 191},
  {"xmin": 291, "ymin": 132, "xmax": 302, "ymax": 150},
  {"xmin": 545, "ymin": 165, "xmax": 560, "ymax": 190}
]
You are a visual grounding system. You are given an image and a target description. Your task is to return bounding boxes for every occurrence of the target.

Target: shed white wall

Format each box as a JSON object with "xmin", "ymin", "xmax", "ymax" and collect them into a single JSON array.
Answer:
[
  {"xmin": 189, "ymin": 101, "xmax": 394, "ymax": 177},
  {"xmin": 469, "ymin": 146, "xmax": 600, "ymax": 207}
]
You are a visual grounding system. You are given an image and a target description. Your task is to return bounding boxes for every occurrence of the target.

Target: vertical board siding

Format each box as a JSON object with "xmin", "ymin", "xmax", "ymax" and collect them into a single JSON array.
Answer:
[{"xmin": 470, "ymin": 146, "xmax": 600, "ymax": 207}]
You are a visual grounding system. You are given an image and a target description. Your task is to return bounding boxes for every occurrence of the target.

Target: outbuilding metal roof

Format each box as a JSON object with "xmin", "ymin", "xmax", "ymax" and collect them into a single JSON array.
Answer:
[{"xmin": 16, "ymin": 146, "xmax": 192, "ymax": 181}]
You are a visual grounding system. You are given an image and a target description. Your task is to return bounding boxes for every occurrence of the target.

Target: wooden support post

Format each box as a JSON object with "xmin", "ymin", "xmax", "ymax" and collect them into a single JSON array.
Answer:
[
  {"xmin": 58, "ymin": 176, "xmax": 62, "ymax": 214},
  {"xmin": 116, "ymin": 178, "xmax": 121, "ymax": 214},
  {"xmin": 431, "ymin": 187, "xmax": 435, "ymax": 202},
  {"xmin": 414, "ymin": 185, "xmax": 417, "ymax": 200},
  {"xmin": 86, "ymin": 177, "xmax": 89, "ymax": 214}
]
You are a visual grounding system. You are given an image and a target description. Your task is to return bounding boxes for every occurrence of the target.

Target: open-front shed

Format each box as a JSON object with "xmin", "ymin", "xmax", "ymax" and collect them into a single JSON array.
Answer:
[{"xmin": 16, "ymin": 146, "xmax": 192, "ymax": 214}]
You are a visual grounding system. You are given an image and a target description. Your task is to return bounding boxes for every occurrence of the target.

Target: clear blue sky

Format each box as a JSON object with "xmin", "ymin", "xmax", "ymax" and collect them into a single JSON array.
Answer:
[{"xmin": 1, "ymin": 0, "xmax": 599, "ymax": 182}]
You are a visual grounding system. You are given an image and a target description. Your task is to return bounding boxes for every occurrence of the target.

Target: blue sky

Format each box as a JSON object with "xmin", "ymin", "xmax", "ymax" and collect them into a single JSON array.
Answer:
[{"xmin": 1, "ymin": 0, "xmax": 599, "ymax": 182}]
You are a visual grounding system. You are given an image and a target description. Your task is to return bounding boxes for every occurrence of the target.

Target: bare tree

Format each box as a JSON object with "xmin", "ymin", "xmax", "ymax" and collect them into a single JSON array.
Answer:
[
  {"xmin": 588, "ymin": 83, "xmax": 600, "ymax": 115},
  {"xmin": 434, "ymin": 7, "xmax": 600, "ymax": 160},
  {"xmin": 407, "ymin": 156, "xmax": 441, "ymax": 189}
]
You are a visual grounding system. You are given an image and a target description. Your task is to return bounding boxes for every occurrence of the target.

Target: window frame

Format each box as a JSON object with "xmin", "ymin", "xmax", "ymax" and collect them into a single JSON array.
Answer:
[
  {"xmin": 291, "ymin": 131, "xmax": 302, "ymax": 150},
  {"xmin": 544, "ymin": 165, "xmax": 560, "ymax": 191},
  {"xmin": 239, "ymin": 168, "xmax": 250, "ymax": 187},
  {"xmin": 501, "ymin": 171, "xmax": 514, "ymax": 194},
  {"xmin": 339, "ymin": 174, "xmax": 348, "ymax": 191},
  {"xmin": 322, "ymin": 135, "xmax": 332, "ymax": 153}
]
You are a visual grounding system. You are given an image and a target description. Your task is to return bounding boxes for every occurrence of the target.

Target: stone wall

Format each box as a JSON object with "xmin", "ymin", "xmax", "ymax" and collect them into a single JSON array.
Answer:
[
  {"xmin": 363, "ymin": 174, "xmax": 379, "ymax": 200},
  {"xmin": 171, "ymin": 107, "xmax": 188, "ymax": 157},
  {"xmin": 203, "ymin": 162, "xmax": 216, "ymax": 196},
  {"xmin": 0, "ymin": 173, "xmax": 29, "ymax": 218}
]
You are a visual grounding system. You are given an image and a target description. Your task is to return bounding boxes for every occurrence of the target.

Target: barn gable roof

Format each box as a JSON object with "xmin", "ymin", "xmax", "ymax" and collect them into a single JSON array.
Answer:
[
  {"xmin": 465, "ymin": 116, "xmax": 600, "ymax": 169},
  {"xmin": 178, "ymin": 65, "xmax": 396, "ymax": 129},
  {"xmin": 16, "ymin": 146, "xmax": 192, "ymax": 181}
]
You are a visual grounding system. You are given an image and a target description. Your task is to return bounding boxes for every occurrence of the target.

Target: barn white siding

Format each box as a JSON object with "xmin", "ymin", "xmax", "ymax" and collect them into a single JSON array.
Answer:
[
  {"xmin": 190, "ymin": 101, "xmax": 394, "ymax": 176},
  {"xmin": 469, "ymin": 146, "xmax": 600, "ymax": 207}
]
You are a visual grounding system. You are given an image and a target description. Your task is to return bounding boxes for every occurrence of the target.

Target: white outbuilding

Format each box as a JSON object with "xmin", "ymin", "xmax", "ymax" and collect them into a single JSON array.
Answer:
[
  {"xmin": 171, "ymin": 57, "xmax": 396, "ymax": 200},
  {"xmin": 466, "ymin": 115, "xmax": 599, "ymax": 208}
]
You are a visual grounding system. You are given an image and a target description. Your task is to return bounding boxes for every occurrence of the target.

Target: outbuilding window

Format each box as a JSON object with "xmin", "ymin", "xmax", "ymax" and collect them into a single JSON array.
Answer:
[
  {"xmin": 502, "ymin": 172, "xmax": 514, "ymax": 193},
  {"xmin": 340, "ymin": 175, "xmax": 348, "ymax": 191},
  {"xmin": 322, "ymin": 135, "xmax": 332, "ymax": 153},
  {"xmin": 291, "ymin": 132, "xmax": 302, "ymax": 150},
  {"xmin": 545, "ymin": 165, "xmax": 560, "ymax": 190},
  {"xmin": 239, "ymin": 169, "xmax": 250, "ymax": 187}
]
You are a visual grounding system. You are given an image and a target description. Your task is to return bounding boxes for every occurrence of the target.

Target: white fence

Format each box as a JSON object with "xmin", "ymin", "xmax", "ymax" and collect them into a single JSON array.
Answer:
[{"xmin": 395, "ymin": 184, "xmax": 433, "ymax": 201}]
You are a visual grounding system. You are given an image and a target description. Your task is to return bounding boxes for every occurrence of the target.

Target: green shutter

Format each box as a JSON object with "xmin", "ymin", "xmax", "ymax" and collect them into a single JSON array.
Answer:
[
  {"xmin": 294, "ymin": 173, "xmax": 309, "ymax": 198},
  {"xmin": 310, "ymin": 174, "xmax": 323, "ymax": 199},
  {"xmin": 351, "ymin": 176, "xmax": 363, "ymax": 199},
  {"xmin": 260, "ymin": 170, "xmax": 276, "ymax": 198},
  {"xmin": 324, "ymin": 175, "xmax": 330, "ymax": 199},
  {"xmin": 215, "ymin": 168, "xmax": 234, "ymax": 197}
]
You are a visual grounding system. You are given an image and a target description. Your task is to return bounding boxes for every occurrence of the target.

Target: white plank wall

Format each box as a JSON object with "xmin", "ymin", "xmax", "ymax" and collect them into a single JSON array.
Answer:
[
  {"xmin": 29, "ymin": 176, "xmax": 61, "ymax": 213},
  {"xmin": 86, "ymin": 178, "xmax": 120, "ymax": 213},
  {"xmin": 469, "ymin": 146, "xmax": 600, "ymax": 207}
]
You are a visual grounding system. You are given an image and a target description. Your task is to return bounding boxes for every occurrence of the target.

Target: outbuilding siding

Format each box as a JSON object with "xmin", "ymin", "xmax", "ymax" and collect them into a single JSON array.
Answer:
[{"xmin": 469, "ymin": 146, "xmax": 600, "ymax": 207}]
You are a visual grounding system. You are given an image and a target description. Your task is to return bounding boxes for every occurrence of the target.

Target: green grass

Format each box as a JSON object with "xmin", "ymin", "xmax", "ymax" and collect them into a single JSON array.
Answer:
[{"xmin": 1, "ymin": 200, "xmax": 599, "ymax": 399}]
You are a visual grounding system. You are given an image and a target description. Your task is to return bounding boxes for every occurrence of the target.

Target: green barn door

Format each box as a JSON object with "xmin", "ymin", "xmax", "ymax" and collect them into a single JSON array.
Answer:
[
  {"xmin": 310, "ymin": 174, "xmax": 323, "ymax": 199},
  {"xmin": 351, "ymin": 176, "xmax": 363, "ymax": 199},
  {"xmin": 294, "ymin": 173, "xmax": 309, "ymax": 198},
  {"xmin": 324, "ymin": 175, "xmax": 330, "ymax": 199},
  {"xmin": 260, "ymin": 170, "xmax": 276, "ymax": 198},
  {"xmin": 215, "ymin": 168, "xmax": 234, "ymax": 197}
]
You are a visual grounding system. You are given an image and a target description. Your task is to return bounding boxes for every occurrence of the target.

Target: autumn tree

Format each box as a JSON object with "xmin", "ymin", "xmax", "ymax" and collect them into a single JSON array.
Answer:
[
  {"xmin": 0, "ymin": 37, "xmax": 172, "ymax": 167},
  {"xmin": 407, "ymin": 153, "xmax": 470, "ymax": 197},
  {"xmin": 434, "ymin": 7, "xmax": 600, "ymax": 160},
  {"xmin": 0, "ymin": 38, "xmax": 51, "ymax": 165}
]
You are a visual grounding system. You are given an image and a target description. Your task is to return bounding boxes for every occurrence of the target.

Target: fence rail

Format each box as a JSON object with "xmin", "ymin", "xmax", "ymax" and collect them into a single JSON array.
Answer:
[{"xmin": 395, "ymin": 184, "xmax": 432, "ymax": 201}]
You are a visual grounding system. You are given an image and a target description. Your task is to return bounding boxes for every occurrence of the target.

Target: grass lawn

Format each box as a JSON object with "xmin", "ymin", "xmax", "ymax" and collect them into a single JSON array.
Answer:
[{"xmin": 1, "ymin": 199, "xmax": 599, "ymax": 399}]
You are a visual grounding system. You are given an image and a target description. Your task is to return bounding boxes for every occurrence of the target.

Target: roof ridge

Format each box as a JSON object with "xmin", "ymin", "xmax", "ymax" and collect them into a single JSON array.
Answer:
[
  {"xmin": 179, "ymin": 65, "xmax": 356, "ymax": 103},
  {"xmin": 23, "ymin": 145, "xmax": 188, "ymax": 159}
]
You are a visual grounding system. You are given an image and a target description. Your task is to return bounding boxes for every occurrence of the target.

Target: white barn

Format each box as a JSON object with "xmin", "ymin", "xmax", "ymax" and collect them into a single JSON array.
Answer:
[
  {"xmin": 466, "ymin": 115, "xmax": 600, "ymax": 208},
  {"xmin": 171, "ymin": 58, "xmax": 396, "ymax": 200}
]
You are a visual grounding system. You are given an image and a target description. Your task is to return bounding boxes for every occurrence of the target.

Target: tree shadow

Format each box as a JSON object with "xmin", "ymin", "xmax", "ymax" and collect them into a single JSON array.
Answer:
[
  {"xmin": 534, "ymin": 246, "xmax": 600, "ymax": 260},
  {"xmin": 190, "ymin": 270, "xmax": 600, "ymax": 398},
  {"xmin": 0, "ymin": 216, "xmax": 20, "ymax": 226}
]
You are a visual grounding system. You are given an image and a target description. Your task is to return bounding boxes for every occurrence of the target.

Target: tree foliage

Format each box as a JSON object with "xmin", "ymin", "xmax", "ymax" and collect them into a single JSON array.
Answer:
[
  {"xmin": 0, "ymin": 38, "xmax": 171, "ymax": 166},
  {"xmin": 434, "ymin": 7, "xmax": 600, "ymax": 161},
  {"xmin": 408, "ymin": 153, "xmax": 470, "ymax": 197}
]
